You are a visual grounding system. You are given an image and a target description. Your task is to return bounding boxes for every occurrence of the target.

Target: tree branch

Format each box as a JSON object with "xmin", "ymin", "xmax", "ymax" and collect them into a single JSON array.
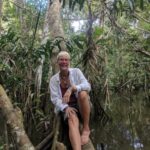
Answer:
[
  {"xmin": 132, "ymin": 12, "xmax": 150, "ymax": 24},
  {"xmin": 135, "ymin": 48, "xmax": 150, "ymax": 57}
]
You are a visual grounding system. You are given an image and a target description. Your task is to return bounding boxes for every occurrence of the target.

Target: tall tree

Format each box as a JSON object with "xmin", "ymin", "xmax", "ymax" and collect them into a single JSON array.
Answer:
[
  {"xmin": 35, "ymin": 1, "xmax": 67, "ymax": 149},
  {"xmin": 48, "ymin": 0, "xmax": 66, "ymax": 74},
  {"xmin": 35, "ymin": 0, "xmax": 66, "ymax": 98}
]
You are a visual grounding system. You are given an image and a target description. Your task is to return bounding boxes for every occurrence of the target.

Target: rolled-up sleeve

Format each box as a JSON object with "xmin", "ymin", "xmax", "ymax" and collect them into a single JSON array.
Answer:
[
  {"xmin": 75, "ymin": 68, "xmax": 91, "ymax": 92},
  {"xmin": 50, "ymin": 77, "xmax": 68, "ymax": 112}
]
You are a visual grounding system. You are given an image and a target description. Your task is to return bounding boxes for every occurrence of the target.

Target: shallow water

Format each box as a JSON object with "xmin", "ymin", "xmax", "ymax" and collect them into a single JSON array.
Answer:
[{"xmin": 91, "ymin": 92, "xmax": 150, "ymax": 150}]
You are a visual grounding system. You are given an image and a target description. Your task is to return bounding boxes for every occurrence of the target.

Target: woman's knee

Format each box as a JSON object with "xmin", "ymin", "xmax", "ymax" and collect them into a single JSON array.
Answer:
[
  {"xmin": 68, "ymin": 113, "xmax": 79, "ymax": 126},
  {"xmin": 78, "ymin": 91, "xmax": 89, "ymax": 100}
]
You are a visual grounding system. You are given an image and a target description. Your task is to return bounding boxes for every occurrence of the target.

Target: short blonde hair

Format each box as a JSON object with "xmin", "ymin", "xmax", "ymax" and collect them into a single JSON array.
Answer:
[{"xmin": 57, "ymin": 51, "xmax": 70, "ymax": 61}]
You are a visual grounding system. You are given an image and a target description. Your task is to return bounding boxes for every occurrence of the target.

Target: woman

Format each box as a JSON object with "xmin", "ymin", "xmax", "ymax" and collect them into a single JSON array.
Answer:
[{"xmin": 50, "ymin": 51, "xmax": 91, "ymax": 150}]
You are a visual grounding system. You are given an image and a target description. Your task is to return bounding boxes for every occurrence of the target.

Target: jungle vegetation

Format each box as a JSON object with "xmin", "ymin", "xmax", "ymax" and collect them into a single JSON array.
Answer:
[{"xmin": 0, "ymin": 0, "xmax": 150, "ymax": 149}]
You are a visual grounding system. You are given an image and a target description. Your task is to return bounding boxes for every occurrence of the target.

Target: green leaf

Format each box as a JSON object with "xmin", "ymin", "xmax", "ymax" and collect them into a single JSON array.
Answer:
[
  {"xmin": 118, "ymin": 0, "xmax": 123, "ymax": 15},
  {"xmin": 113, "ymin": 0, "xmax": 119, "ymax": 15},
  {"xmin": 79, "ymin": 0, "xmax": 85, "ymax": 10},
  {"xmin": 66, "ymin": 41, "xmax": 73, "ymax": 52},
  {"xmin": 140, "ymin": 0, "xmax": 144, "ymax": 10},
  {"xmin": 73, "ymin": 38, "xmax": 83, "ymax": 49},
  {"xmin": 36, "ymin": 110, "xmax": 44, "ymax": 117},
  {"xmin": 93, "ymin": 27, "xmax": 104, "ymax": 38}
]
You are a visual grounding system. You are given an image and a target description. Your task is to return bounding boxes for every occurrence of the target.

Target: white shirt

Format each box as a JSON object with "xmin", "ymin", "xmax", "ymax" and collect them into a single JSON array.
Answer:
[{"xmin": 50, "ymin": 68, "xmax": 91, "ymax": 113}]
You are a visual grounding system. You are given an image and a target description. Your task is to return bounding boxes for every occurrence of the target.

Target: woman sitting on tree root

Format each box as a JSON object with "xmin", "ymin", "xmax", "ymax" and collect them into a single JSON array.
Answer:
[{"xmin": 50, "ymin": 51, "xmax": 91, "ymax": 150}]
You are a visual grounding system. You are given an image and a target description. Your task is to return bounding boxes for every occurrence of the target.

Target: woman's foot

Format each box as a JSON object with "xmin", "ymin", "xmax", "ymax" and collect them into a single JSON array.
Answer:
[{"xmin": 81, "ymin": 130, "xmax": 90, "ymax": 145}]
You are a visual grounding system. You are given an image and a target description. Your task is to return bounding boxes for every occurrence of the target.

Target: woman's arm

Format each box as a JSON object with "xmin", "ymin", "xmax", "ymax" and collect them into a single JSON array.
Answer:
[
  {"xmin": 75, "ymin": 68, "xmax": 91, "ymax": 92},
  {"xmin": 50, "ymin": 77, "xmax": 68, "ymax": 112}
]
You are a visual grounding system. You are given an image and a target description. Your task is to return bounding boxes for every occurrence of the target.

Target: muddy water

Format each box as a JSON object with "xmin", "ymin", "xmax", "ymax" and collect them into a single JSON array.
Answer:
[{"xmin": 91, "ymin": 92, "xmax": 150, "ymax": 150}]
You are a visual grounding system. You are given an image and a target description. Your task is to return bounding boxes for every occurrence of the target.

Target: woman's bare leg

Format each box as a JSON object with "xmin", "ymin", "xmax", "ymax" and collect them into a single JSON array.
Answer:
[
  {"xmin": 68, "ymin": 113, "xmax": 81, "ymax": 150},
  {"xmin": 78, "ymin": 91, "xmax": 91, "ymax": 145}
]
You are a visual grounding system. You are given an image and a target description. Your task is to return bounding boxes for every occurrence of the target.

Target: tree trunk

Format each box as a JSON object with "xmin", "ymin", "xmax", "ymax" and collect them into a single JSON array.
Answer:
[
  {"xmin": 0, "ymin": 85, "xmax": 35, "ymax": 150},
  {"xmin": 48, "ymin": 0, "xmax": 65, "ymax": 42},
  {"xmin": 34, "ymin": 0, "xmax": 51, "ymax": 99},
  {"xmin": 48, "ymin": 0, "xmax": 66, "ymax": 74},
  {"xmin": 34, "ymin": 0, "xmax": 66, "ymax": 98}
]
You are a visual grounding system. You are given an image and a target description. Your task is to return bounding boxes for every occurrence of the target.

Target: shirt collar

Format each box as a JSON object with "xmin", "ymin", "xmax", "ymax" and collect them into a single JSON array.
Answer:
[{"xmin": 55, "ymin": 68, "xmax": 72, "ymax": 82}]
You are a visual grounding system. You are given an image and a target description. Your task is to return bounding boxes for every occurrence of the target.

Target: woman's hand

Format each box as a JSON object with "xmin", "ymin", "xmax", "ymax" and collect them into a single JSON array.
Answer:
[
  {"xmin": 71, "ymin": 85, "xmax": 77, "ymax": 92},
  {"xmin": 62, "ymin": 85, "xmax": 77, "ymax": 103},
  {"xmin": 64, "ymin": 107, "xmax": 77, "ymax": 118},
  {"xmin": 62, "ymin": 88, "xmax": 72, "ymax": 103}
]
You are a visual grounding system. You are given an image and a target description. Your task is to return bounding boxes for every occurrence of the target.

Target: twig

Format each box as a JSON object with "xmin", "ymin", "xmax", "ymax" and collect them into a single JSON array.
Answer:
[{"xmin": 135, "ymin": 48, "xmax": 150, "ymax": 57}]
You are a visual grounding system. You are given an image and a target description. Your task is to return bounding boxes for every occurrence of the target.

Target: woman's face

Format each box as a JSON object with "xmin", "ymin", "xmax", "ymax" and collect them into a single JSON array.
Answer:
[{"xmin": 57, "ymin": 55, "xmax": 70, "ymax": 72}]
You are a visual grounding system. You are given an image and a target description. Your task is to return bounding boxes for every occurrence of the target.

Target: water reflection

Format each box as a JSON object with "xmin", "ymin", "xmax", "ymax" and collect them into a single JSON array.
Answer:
[
  {"xmin": 132, "ymin": 137, "xmax": 143, "ymax": 149},
  {"xmin": 91, "ymin": 92, "xmax": 150, "ymax": 150}
]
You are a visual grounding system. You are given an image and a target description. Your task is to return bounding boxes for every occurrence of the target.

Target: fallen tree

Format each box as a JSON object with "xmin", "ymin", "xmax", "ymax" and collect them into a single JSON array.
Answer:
[{"xmin": 0, "ymin": 84, "xmax": 35, "ymax": 150}]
